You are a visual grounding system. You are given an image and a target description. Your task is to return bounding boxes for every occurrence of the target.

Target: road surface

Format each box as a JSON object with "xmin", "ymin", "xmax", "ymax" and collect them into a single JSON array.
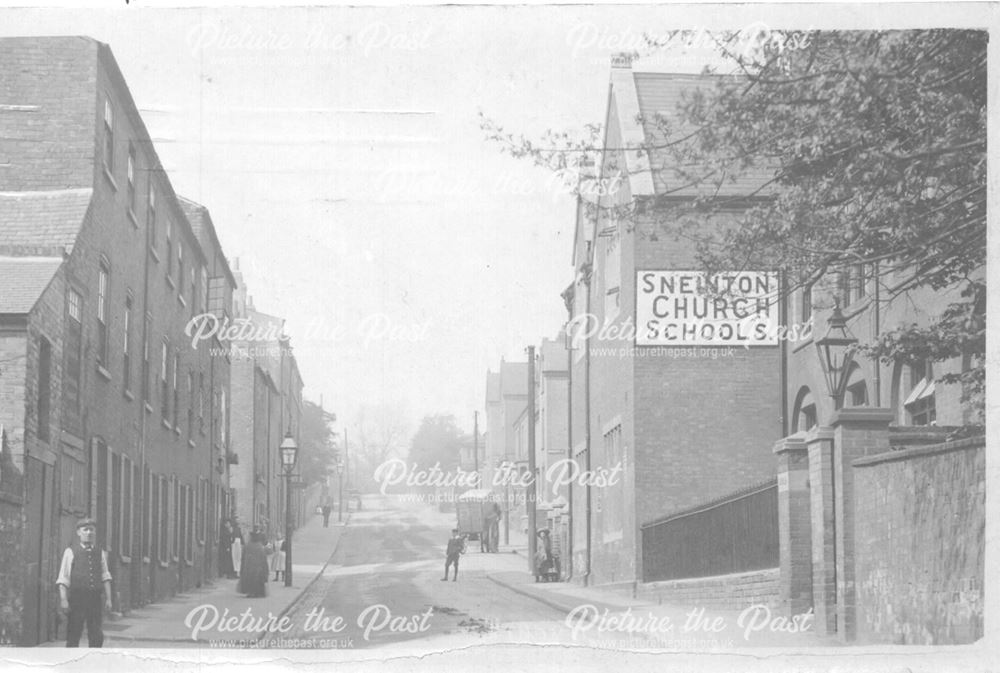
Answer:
[{"xmin": 259, "ymin": 494, "xmax": 580, "ymax": 651}]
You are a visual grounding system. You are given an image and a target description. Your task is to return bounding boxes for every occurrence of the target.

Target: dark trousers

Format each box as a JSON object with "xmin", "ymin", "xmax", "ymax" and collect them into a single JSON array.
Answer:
[
  {"xmin": 444, "ymin": 553, "xmax": 460, "ymax": 579},
  {"xmin": 66, "ymin": 588, "xmax": 104, "ymax": 647}
]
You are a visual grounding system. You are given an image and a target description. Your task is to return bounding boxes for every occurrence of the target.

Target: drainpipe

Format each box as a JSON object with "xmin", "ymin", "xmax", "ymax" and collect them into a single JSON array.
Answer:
[
  {"xmin": 136, "ymin": 176, "xmax": 153, "ymax": 604},
  {"xmin": 872, "ymin": 262, "xmax": 881, "ymax": 406},
  {"xmin": 563, "ymin": 289, "xmax": 574, "ymax": 582},
  {"xmin": 583, "ymin": 267, "xmax": 593, "ymax": 587},
  {"xmin": 780, "ymin": 270, "xmax": 788, "ymax": 438}
]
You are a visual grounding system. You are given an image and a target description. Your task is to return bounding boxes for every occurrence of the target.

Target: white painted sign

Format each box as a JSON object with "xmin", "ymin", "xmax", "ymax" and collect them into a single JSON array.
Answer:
[{"xmin": 636, "ymin": 271, "xmax": 780, "ymax": 346}]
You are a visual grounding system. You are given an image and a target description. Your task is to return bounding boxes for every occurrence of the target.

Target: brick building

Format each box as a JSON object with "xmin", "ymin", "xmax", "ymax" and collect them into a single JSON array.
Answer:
[
  {"xmin": 560, "ymin": 55, "xmax": 984, "ymax": 642},
  {"xmin": 563, "ymin": 58, "xmax": 782, "ymax": 587},
  {"xmin": 511, "ymin": 336, "xmax": 569, "ymax": 510},
  {"xmin": 228, "ymin": 260, "xmax": 304, "ymax": 540},
  {"xmin": 0, "ymin": 36, "xmax": 238, "ymax": 643},
  {"xmin": 774, "ymin": 233, "xmax": 984, "ymax": 642}
]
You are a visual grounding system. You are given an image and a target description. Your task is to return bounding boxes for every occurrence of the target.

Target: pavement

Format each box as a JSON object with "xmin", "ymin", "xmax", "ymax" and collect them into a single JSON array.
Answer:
[
  {"xmin": 486, "ymin": 541, "xmax": 839, "ymax": 650},
  {"xmin": 96, "ymin": 497, "xmax": 837, "ymax": 651},
  {"xmin": 102, "ymin": 510, "xmax": 350, "ymax": 646}
]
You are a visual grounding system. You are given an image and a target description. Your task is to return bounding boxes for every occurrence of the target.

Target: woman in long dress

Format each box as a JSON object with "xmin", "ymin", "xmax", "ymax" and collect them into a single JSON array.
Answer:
[{"xmin": 238, "ymin": 530, "xmax": 269, "ymax": 597}]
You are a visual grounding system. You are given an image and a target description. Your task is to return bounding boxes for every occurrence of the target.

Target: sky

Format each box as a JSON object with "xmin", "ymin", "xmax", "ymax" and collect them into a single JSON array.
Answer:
[{"xmin": 0, "ymin": 3, "xmax": 942, "ymax": 439}]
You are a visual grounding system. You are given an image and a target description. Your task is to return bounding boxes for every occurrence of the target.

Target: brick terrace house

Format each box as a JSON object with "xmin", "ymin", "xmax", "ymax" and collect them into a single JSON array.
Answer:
[
  {"xmin": 564, "ymin": 57, "xmax": 782, "ymax": 588},
  {"xmin": 228, "ymin": 260, "xmax": 303, "ymax": 539},
  {"xmin": 0, "ymin": 36, "xmax": 237, "ymax": 644}
]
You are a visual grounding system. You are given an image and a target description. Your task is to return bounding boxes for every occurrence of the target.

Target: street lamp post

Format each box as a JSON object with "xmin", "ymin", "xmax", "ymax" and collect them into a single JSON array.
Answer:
[
  {"xmin": 279, "ymin": 432, "xmax": 298, "ymax": 588},
  {"xmin": 336, "ymin": 460, "xmax": 345, "ymax": 523}
]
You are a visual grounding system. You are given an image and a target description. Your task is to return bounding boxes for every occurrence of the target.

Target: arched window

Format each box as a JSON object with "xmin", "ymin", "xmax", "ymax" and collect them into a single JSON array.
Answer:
[
  {"xmin": 904, "ymin": 359, "xmax": 936, "ymax": 426},
  {"xmin": 792, "ymin": 386, "xmax": 817, "ymax": 433},
  {"xmin": 841, "ymin": 363, "xmax": 869, "ymax": 408}
]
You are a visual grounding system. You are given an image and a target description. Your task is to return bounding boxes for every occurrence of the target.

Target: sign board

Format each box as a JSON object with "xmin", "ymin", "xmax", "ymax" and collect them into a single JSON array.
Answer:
[{"xmin": 636, "ymin": 271, "xmax": 780, "ymax": 347}]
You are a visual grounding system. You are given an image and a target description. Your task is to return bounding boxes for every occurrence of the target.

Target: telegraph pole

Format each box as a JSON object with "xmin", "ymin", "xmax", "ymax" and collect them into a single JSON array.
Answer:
[{"xmin": 527, "ymin": 345, "xmax": 537, "ymax": 575}]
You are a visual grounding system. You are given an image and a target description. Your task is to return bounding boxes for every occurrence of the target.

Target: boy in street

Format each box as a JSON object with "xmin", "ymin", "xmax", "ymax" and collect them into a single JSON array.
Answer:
[
  {"xmin": 56, "ymin": 517, "xmax": 113, "ymax": 647},
  {"xmin": 441, "ymin": 528, "xmax": 465, "ymax": 581}
]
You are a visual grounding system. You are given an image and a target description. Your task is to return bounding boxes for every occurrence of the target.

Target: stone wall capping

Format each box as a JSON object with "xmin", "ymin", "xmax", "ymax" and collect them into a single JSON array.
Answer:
[{"xmin": 853, "ymin": 435, "xmax": 985, "ymax": 468}]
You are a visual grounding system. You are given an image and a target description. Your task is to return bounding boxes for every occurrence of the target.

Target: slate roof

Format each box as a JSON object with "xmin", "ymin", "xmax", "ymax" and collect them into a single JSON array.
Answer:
[
  {"xmin": 0, "ymin": 256, "xmax": 62, "ymax": 314},
  {"xmin": 0, "ymin": 188, "xmax": 91, "ymax": 255},
  {"xmin": 631, "ymin": 72, "xmax": 775, "ymax": 199}
]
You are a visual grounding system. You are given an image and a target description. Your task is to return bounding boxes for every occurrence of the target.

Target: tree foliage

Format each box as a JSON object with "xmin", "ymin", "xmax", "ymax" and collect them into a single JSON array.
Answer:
[
  {"xmin": 482, "ymin": 29, "xmax": 987, "ymax": 424},
  {"xmin": 297, "ymin": 400, "xmax": 337, "ymax": 487},
  {"xmin": 408, "ymin": 414, "xmax": 468, "ymax": 472},
  {"xmin": 351, "ymin": 403, "xmax": 410, "ymax": 492}
]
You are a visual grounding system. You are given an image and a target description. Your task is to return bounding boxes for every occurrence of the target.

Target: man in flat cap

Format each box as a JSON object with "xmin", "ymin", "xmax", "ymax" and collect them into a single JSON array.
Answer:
[{"xmin": 56, "ymin": 517, "xmax": 113, "ymax": 647}]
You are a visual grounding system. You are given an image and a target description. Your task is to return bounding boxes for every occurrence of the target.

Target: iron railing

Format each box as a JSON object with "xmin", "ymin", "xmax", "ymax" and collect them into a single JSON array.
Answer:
[{"xmin": 641, "ymin": 477, "xmax": 779, "ymax": 582}]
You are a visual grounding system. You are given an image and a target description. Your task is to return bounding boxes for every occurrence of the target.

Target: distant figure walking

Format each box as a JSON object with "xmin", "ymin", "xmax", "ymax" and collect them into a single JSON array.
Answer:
[
  {"xmin": 485, "ymin": 502, "xmax": 501, "ymax": 553},
  {"xmin": 219, "ymin": 520, "xmax": 236, "ymax": 578},
  {"xmin": 441, "ymin": 528, "xmax": 466, "ymax": 582},
  {"xmin": 321, "ymin": 504, "xmax": 332, "ymax": 527},
  {"xmin": 239, "ymin": 530, "xmax": 269, "ymax": 597}
]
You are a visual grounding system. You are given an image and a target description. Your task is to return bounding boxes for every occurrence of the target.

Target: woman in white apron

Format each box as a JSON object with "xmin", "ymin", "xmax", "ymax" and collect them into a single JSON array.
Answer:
[
  {"xmin": 231, "ymin": 522, "xmax": 244, "ymax": 579},
  {"xmin": 269, "ymin": 536, "xmax": 286, "ymax": 581}
]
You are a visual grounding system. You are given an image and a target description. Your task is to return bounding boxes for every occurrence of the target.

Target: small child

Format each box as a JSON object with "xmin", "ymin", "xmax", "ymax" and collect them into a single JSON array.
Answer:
[{"xmin": 441, "ymin": 529, "xmax": 466, "ymax": 581}]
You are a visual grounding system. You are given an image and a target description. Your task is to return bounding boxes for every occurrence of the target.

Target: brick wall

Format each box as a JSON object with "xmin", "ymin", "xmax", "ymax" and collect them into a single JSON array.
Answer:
[
  {"xmin": 853, "ymin": 437, "xmax": 984, "ymax": 644},
  {"xmin": 0, "ymin": 454, "xmax": 24, "ymax": 645},
  {"xmin": 638, "ymin": 568, "xmax": 780, "ymax": 611},
  {"xmin": 229, "ymin": 353, "xmax": 255, "ymax": 529},
  {"xmin": 630, "ymin": 209, "xmax": 782, "ymax": 581},
  {"xmin": 0, "ymin": 331, "xmax": 28, "ymax": 458},
  {"xmin": 0, "ymin": 37, "xmax": 98, "ymax": 192},
  {"xmin": 786, "ymin": 278, "xmax": 975, "ymax": 430}
]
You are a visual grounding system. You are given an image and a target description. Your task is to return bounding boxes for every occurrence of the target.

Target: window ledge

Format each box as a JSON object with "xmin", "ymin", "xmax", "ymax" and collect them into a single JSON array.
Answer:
[
  {"xmin": 149, "ymin": 246, "xmax": 160, "ymax": 263},
  {"xmin": 188, "ymin": 439, "xmax": 196, "ymax": 449},
  {"xmin": 161, "ymin": 418, "xmax": 172, "ymax": 430},
  {"xmin": 166, "ymin": 275, "xmax": 175, "ymax": 290},
  {"xmin": 102, "ymin": 165, "xmax": 118, "ymax": 191},
  {"xmin": 127, "ymin": 209, "xmax": 138, "ymax": 228},
  {"xmin": 96, "ymin": 364, "xmax": 112, "ymax": 381},
  {"xmin": 178, "ymin": 294, "xmax": 187, "ymax": 307},
  {"xmin": 144, "ymin": 402, "xmax": 153, "ymax": 414},
  {"xmin": 123, "ymin": 389, "xmax": 134, "ymax": 401},
  {"xmin": 174, "ymin": 426, "xmax": 181, "ymax": 436}
]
